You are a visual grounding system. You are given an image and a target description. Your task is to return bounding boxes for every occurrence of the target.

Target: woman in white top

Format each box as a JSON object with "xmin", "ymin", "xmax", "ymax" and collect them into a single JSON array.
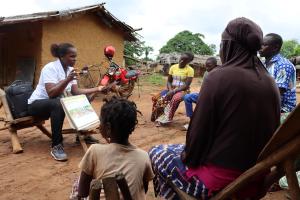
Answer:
[{"xmin": 28, "ymin": 43, "xmax": 107, "ymax": 161}]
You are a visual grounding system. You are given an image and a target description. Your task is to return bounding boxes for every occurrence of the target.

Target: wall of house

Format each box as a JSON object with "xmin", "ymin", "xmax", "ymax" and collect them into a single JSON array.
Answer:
[
  {"xmin": 40, "ymin": 13, "xmax": 126, "ymax": 86},
  {"xmin": 0, "ymin": 22, "xmax": 42, "ymax": 86}
]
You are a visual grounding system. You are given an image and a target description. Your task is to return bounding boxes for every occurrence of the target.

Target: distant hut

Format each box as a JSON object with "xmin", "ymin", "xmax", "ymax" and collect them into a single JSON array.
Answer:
[
  {"xmin": 157, "ymin": 53, "xmax": 221, "ymax": 76},
  {"xmin": 0, "ymin": 3, "xmax": 137, "ymax": 87},
  {"xmin": 290, "ymin": 56, "xmax": 300, "ymax": 83}
]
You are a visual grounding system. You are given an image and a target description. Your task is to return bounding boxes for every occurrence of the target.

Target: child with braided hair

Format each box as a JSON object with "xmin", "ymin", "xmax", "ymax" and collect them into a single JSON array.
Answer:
[{"xmin": 73, "ymin": 97, "xmax": 154, "ymax": 200}]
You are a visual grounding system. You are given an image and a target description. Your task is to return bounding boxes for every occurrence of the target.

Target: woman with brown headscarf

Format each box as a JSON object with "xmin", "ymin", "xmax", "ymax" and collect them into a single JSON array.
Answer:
[{"xmin": 149, "ymin": 17, "xmax": 280, "ymax": 199}]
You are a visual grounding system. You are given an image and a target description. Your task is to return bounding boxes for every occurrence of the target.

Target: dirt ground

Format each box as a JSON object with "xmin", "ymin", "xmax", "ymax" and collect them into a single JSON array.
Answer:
[{"xmin": 0, "ymin": 76, "xmax": 297, "ymax": 200}]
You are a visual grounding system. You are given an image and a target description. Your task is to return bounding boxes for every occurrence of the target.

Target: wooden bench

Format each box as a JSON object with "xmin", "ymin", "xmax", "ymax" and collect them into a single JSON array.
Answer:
[
  {"xmin": 167, "ymin": 104, "xmax": 300, "ymax": 200},
  {"xmin": 89, "ymin": 172, "xmax": 133, "ymax": 200},
  {"xmin": 0, "ymin": 88, "xmax": 97, "ymax": 153}
]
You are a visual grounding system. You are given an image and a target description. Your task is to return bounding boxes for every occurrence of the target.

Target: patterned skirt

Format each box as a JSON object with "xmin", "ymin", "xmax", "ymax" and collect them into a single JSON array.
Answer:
[
  {"xmin": 155, "ymin": 91, "xmax": 185, "ymax": 124},
  {"xmin": 151, "ymin": 90, "xmax": 170, "ymax": 122},
  {"xmin": 149, "ymin": 144, "xmax": 209, "ymax": 200}
]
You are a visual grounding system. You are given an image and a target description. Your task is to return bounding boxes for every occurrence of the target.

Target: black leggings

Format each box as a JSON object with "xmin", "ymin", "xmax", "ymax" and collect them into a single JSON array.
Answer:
[{"xmin": 28, "ymin": 99, "xmax": 65, "ymax": 147}]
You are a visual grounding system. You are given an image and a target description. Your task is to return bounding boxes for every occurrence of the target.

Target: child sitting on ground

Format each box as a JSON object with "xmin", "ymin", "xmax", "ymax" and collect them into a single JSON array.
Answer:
[{"xmin": 71, "ymin": 97, "xmax": 154, "ymax": 199}]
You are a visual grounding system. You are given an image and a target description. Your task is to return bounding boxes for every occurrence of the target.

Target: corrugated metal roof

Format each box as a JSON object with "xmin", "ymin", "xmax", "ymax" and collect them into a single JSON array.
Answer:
[{"xmin": 0, "ymin": 3, "xmax": 137, "ymax": 41}]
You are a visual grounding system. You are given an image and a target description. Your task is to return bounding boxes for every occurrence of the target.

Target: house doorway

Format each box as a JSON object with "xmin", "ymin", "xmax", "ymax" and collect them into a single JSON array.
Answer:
[
  {"xmin": 15, "ymin": 57, "xmax": 36, "ymax": 84},
  {"xmin": 0, "ymin": 33, "xmax": 9, "ymax": 88}
]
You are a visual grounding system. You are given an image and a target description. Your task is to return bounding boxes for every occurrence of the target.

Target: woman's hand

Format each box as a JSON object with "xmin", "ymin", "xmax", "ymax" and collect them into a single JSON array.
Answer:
[
  {"xmin": 97, "ymin": 85, "xmax": 109, "ymax": 95},
  {"xmin": 103, "ymin": 82, "xmax": 118, "ymax": 93},
  {"xmin": 97, "ymin": 85, "xmax": 104, "ymax": 92},
  {"xmin": 66, "ymin": 69, "xmax": 78, "ymax": 82},
  {"xmin": 94, "ymin": 82, "xmax": 118, "ymax": 95}
]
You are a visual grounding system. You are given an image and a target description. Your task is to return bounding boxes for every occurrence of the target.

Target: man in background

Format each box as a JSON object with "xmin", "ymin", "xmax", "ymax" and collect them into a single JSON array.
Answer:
[{"xmin": 259, "ymin": 33, "xmax": 296, "ymax": 115}]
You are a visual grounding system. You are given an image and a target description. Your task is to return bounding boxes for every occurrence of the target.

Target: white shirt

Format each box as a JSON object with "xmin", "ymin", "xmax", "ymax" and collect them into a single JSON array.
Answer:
[{"xmin": 28, "ymin": 59, "xmax": 77, "ymax": 104}]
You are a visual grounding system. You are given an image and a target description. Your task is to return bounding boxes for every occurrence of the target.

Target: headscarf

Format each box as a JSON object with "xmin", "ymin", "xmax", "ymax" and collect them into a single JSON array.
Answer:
[
  {"xmin": 220, "ymin": 17, "xmax": 264, "ymax": 69},
  {"xmin": 183, "ymin": 18, "xmax": 280, "ymax": 171}
]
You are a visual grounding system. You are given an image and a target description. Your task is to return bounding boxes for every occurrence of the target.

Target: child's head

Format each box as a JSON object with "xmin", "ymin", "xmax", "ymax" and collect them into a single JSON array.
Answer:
[{"xmin": 100, "ymin": 97, "xmax": 137, "ymax": 142}]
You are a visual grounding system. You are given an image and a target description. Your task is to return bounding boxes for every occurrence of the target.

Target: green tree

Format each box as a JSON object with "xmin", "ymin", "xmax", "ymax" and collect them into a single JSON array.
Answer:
[
  {"xmin": 159, "ymin": 30, "xmax": 214, "ymax": 55},
  {"xmin": 143, "ymin": 45, "xmax": 154, "ymax": 61},
  {"xmin": 124, "ymin": 40, "xmax": 154, "ymax": 65},
  {"xmin": 124, "ymin": 40, "xmax": 144, "ymax": 65},
  {"xmin": 281, "ymin": 40, "xmax": 300, "ymax": 58},
  {"xmin": 209, "ymin": 44, "xmax": 217, "ymax": 54},
  {"xmin": 294, "ymin": 46, "xmax": 300, "ymax": 56}
]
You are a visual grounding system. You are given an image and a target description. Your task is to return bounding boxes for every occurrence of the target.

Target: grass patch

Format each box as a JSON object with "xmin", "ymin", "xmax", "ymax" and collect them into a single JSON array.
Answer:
[{"xmin": 142, "ymin": 73, "xmax": 165, "ymax": 86}]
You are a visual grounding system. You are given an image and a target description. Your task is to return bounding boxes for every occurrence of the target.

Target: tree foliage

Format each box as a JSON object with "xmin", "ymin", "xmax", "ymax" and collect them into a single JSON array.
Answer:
[
  {"xmin": 209, "ymin": 44, "xmax": 217, "ymax": 54},
  {"xmin": 281, "ymin": 40, "xmax": 300, "ymax": 58},
  {"xmin": 124, "ymin": 40, "xmax": 154, "ymax": 65},
  {"xmin": 143, "ymin": 46, "xmax": 154, "ymax": 61},
  {"xmin": 159, "ymin": 30, "xmax": 215, "ymax": 55}
]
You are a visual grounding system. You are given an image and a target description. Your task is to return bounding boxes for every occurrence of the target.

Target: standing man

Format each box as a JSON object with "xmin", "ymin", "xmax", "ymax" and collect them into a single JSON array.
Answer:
[
  {"xmin": 259, "ymin": 33, "xmax": 296, "ymax": 115},
  {"xmin": 182, "ymin": 57, "xmax": 218, "ymax": 130}
]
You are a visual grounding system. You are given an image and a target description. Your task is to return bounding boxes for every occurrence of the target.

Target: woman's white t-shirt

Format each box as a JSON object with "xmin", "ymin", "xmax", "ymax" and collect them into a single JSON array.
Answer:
[{"xmin": 28, "ymin": 59, "xmax": 77, "ymax": 104}]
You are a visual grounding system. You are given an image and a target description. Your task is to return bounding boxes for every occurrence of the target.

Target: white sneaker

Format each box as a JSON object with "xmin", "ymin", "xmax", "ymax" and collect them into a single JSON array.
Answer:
[{"xmin": 183, "ymin": 124, "xmax": 189, "ymax": 131}]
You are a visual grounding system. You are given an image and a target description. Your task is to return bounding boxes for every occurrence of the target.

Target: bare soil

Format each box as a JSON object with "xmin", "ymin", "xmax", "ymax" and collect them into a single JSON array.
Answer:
[{"xmin": 0, "ymin": 77, "xmax": 296, "ymax": 200}]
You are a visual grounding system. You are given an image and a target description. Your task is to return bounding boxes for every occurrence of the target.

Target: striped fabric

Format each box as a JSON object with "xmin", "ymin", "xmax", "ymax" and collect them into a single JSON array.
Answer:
[
  {"xmin": 149, "ymin": 144, "xmax": 209, "ymax": 200},
  {"xmin": 155, "ymin": 91, "xmax": 185, "ymax": 124}
]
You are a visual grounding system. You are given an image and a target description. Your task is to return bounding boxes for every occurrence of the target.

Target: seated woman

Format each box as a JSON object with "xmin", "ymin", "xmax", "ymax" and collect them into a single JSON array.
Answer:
[
  {"xmin": 75, "ymin": 97, "xmax": 154, "ymax": 200},
  {"xmin": 154, "ymin": 52, "xmax": 194, "ymax": 126},
  {"xmin": 28, "ymin": 43, "xmax": 108, "ymax": 161},
  {"xmin": 149, "ymin": 17, "xmax": 281, "ymax": 199}
]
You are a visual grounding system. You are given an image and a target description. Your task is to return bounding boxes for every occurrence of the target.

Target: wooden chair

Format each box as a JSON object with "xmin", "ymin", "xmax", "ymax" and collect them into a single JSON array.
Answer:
[
  {"xmin": 89, "ymin": 172, "xmax": 133, "ymax": 200},
  {"xmin": 0, "ymin": 88, "xmax": 97, "ymax": 153},
  {"xmin": 167, "ymin": 104, "xmax": 300, "ymax": 200}
]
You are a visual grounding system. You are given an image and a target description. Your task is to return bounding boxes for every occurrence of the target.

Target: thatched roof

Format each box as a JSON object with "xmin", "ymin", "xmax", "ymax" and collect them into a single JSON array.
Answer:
[
  {"xmin": 0, "ymin": 3, "xmax": 137, "ymax": 41},
  {"xmin": 157, "ymin": 53, "xmax": 221, "ymax": 66}
]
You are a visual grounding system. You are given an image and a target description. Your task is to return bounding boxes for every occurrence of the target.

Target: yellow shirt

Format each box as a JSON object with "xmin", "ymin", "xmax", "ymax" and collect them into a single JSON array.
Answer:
[
  {"xmin": 169, "ymin": 64, "xmax": 194, "ymax": 87},
  {"xmin": 79, "ymin": 143, "xmax": 154, "ymax": 200}
]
